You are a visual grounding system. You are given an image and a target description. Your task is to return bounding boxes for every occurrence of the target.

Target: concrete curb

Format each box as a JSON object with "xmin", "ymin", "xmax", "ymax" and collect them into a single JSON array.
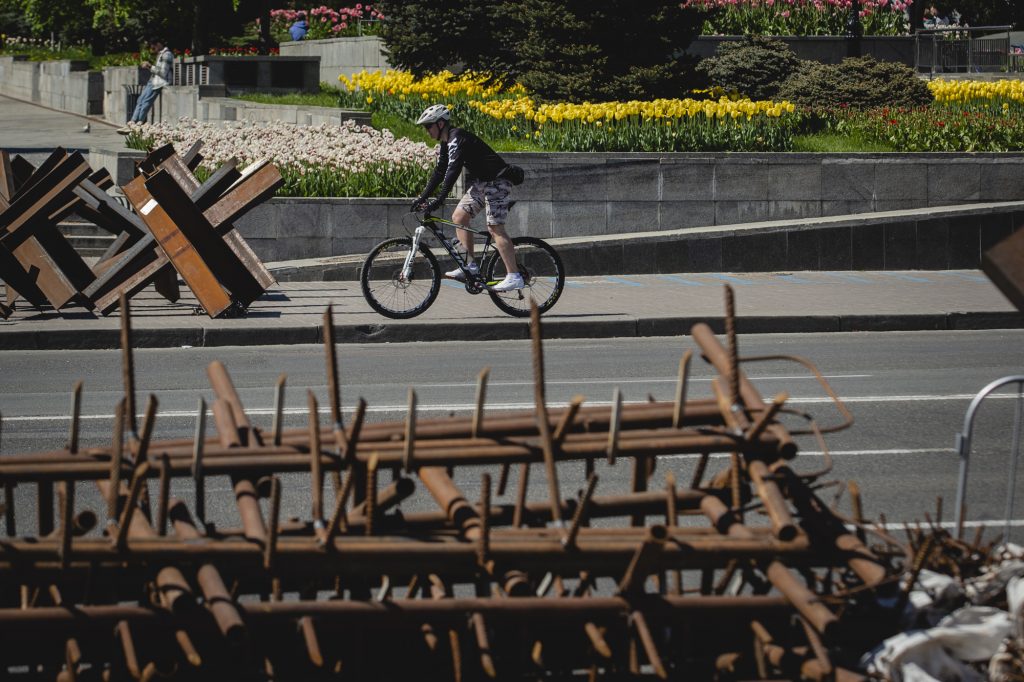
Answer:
[{"xmin": 3, "ymin": 311, "xmax": 1020, "ymax": 351}]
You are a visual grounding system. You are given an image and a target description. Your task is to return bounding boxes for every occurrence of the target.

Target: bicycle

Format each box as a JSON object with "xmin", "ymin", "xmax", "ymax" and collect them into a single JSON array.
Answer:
[{"xmin": 359, "ymin": 211, "xmax": 564, "ymax": 319}]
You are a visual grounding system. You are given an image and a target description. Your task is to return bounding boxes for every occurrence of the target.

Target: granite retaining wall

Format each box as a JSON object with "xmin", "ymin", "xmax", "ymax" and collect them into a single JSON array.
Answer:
[
  {"xmin": 226, "ymin": 153, "xmax": 1024, "ymax": 263},
  {"xmin": 0, "ymin": 56, "xmax": 103, "ymax": 115}
]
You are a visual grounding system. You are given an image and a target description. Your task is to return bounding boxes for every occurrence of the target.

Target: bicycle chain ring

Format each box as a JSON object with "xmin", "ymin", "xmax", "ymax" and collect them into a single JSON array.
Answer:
[{"xmin": 464, "ymin": 278, "xmax": 486, "ymax": 295}]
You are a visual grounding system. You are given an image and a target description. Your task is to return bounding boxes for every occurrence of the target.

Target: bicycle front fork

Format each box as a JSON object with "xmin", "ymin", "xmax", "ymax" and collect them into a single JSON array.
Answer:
[{"xmin": 401, "ymin": 225, "xmax": 426, "ymax": 281}]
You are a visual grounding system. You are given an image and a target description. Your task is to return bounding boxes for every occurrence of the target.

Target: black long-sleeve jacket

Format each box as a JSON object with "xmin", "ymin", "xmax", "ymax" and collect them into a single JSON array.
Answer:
[{"xmin": 420, "ymin": 128, "xmax": 508, "ymax": 204}]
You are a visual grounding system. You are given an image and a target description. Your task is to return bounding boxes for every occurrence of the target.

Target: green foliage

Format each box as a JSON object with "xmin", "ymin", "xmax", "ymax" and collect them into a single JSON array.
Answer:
[
  {"xmin": 697, "ymin": 36, "xmax": 801, "ymax": 101},
  {"xmin": 375, "ymin": 0, "xmax": 518, "ymax": 79},
  {"xmin": 375, "ymin": 0, "xmax": 704, "ymax": 103},
  {"xmin": 507, "ymin": 0, "xmax": 705, "ymax": 103},
  {"xmin": 777, "ymin": 56, "xmax": 933, "ymax": 109}
]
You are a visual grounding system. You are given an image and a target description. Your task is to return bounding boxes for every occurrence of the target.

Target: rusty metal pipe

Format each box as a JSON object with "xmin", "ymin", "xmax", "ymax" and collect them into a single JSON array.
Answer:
[
  {"xmin": 691, "ymin": 323, "xmax": 797, "ymax": 459},
  {"xmin": 419, "ymin": 466, "xmax": 481, "ymax": 541}
]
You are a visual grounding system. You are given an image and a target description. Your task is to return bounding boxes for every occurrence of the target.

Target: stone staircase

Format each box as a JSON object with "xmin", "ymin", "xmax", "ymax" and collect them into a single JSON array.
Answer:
[{"xmin": 59, "ymin": 218, "xmax": 116, "ymax": 257}]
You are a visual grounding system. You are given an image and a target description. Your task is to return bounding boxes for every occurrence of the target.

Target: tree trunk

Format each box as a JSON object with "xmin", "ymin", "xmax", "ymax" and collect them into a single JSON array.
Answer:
[
  {"xmin": 191, "ymin": 0, "xmax": 208, "ymax": 56},
  {"xmin": 258, "ymin": 0, "xmax": 272, "ymax": 54}
]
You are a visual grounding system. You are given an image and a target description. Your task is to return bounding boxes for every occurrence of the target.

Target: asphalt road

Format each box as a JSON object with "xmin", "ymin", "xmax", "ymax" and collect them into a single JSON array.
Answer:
[{"xmin": 2, "ymin": 329, "xmax": 1023, "ymax": 542}]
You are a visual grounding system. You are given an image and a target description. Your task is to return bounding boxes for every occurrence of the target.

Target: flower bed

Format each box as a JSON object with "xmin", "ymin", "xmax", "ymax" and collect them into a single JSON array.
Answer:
[
  {"xmin": 829, "ymin": 79, "xmax": 1024, "ymax": 151},
  {"xmin": 339, "ymin": 69, "xmax": 801, "ymax": 152},
  {"xmin": 269, "ymin": 5, "xmax": 383, "ymax": 40},
  {"xmin": 122, "ymin": 118, "xmax": 434, "ymax": 197},
  {"xmin": 683, "ymin": 0, "xmax": 911, "ymax": 35}
]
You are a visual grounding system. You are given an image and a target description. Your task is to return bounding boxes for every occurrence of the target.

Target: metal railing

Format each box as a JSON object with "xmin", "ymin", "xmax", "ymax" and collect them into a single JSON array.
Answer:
[
  {"xmin": 173, "ymin": 60, "xmax": 209, "ymax": 86},
  {"xmin": 914, "ymin": 25, "xmax": 1016, "ymax": 77},
  {"xmin": 954, "ymin": 375, "xmax": 1024, "ymax": 541}
]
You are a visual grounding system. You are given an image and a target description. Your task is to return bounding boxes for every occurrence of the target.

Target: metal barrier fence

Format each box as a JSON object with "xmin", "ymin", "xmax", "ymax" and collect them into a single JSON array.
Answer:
[
  {"xmin": 954, "ymin": 375, "xmax": 1024, "ymax": 541},
  {"xmin": 914, "ymin": 25, "xmax": 1017, "ymax": 77},
  {"xmin": 173, "ymin": 61, "xmax": 209, "ymax": 86}
]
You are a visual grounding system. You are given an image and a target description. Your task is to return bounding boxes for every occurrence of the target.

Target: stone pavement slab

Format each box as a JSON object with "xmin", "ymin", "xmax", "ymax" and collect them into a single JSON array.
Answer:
[
  {"xmin": 0, "ymin": 270, "xmax": 1019, "ymax": 350},
  {"xmin": 0, "ymin": 94, "xmax": 124, "ymax": 157}
]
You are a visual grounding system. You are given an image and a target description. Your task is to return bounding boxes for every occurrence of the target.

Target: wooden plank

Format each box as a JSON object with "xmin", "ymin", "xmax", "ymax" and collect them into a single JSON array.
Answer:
[
  {"xmin": 981, "ymin": 226, "xmax": 1024, "ymax": 313},
  {"xmin": 145, "ymin": 170, "xmax": 265, "ymax": 307},
  {"xmin": 129, "ymin": 172, "xmax": 232, "ymax": 317}
]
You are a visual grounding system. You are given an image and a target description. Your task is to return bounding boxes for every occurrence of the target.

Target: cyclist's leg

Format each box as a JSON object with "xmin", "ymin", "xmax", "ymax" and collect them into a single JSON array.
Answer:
[
  {"xmin": 484, "ymin": 180, "xmax": 517, "ymax": 275},
  {"xmin": 453, "ymin": 184, "xmax": 485, "ymax": 262}
]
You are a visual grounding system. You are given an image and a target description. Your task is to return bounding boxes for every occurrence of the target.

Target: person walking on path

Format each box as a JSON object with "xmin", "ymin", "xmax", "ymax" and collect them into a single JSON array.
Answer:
[
  {"xmin": 118, "ymin": 37, "xmax": 173, "ymax": 131},
  {"xmin": 411, "ymin": 104, "xmax": 525, "ymax": 292}
]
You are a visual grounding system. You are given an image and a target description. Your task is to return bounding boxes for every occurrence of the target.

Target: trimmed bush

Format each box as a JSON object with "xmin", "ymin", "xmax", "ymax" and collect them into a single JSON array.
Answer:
[
  {"xmin": 777, "ymin": 56, "xmax": 932, "ymax": 109},
  {"xmin": 697, "ymin": 35, "xmax": 801, "ymax": 101}
]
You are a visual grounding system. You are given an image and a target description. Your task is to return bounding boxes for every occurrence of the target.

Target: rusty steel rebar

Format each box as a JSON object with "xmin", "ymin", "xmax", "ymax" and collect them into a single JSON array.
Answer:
[{"xmin": 0, "ymin": 279, "xmax": 931, "ymax": 679}]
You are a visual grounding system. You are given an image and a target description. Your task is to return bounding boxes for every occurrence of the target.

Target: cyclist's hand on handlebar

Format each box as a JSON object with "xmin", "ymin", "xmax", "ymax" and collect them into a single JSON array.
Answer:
[{"xmin": 410, "ymin": 198, "xmax": 428, "ymax": 213}]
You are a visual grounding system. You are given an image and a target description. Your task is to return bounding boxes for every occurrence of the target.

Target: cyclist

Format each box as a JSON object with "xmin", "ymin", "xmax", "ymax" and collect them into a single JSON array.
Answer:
[{"xmin": 411, "ymin": 104, "xmax": 524, "ymax": 292}]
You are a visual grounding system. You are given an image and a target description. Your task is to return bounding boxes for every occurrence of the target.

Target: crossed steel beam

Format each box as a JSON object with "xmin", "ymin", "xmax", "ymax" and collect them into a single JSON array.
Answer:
[{"xmin": 0, "ymin": 143, "xmax": 280, "ymax": 320}]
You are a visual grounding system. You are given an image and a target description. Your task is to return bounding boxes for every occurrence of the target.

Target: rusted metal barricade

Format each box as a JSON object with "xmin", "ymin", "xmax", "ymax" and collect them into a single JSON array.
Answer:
[
  {"xmin": 0, "ymin": 288, "xmax": 917, "ymax": 680},
  {"xmin": 0, "ymin": 143, "xmax": 280, "ymax": 320}
]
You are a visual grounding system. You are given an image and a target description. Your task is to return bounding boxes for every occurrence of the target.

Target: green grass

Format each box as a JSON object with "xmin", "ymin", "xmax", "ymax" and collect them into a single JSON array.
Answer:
[
  {"xmin": 234, "ymin": 84, "xmax": 347, "ymax": 108},
  {"xmin": 792, "ymin": 132, "xmax": 895, "ymax": 152}
]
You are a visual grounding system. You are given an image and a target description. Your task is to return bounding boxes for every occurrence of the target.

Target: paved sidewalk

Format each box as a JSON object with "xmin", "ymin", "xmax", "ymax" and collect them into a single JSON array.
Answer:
[
  {"xmin": 0, "ymin": 94, "xmax": 124, "ymax": 156},
  {"xmin": 1, "ymin": 270, "xmax": 1019, "ymax": 350}
]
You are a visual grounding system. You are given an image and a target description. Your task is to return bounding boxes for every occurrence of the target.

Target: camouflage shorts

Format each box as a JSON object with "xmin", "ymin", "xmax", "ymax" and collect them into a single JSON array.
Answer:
[{"xmin": 456, "ymin": 178, "xmax": 513, "ymax": 225}]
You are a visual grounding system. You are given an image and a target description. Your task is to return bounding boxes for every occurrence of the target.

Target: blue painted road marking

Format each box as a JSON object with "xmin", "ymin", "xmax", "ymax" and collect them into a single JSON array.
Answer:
[
  {"xmin": 824, "ymin": 272, "xmax": 871, "ymax": 284},
  {"xmin": 883, "ymin": 272, "xmax": 931, "ymax": 283},
  {"xmin": 944, "ymin": 272, "xmax": 988, "ymax": 283},
  {"xmin": 774, "ymin": 274, "xmax": 816, "ymax": 284},
  {"xmin": 702, "ymin": 274, "xmax": 752, "ymax": 286},
  {"xmin": 604, "ymin": 276, "xmax": 644, "ymax": 287},
  {"xmin": 658, "ymin": 275, "xmax": 705, "ymax": 286}
]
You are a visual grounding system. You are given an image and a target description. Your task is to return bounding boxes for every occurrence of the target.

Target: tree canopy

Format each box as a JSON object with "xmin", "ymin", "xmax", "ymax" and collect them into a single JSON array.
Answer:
[
  {"xmin": 0, "ymin": 0, "xmax": 266, "ymax": 55},
  {"xmin": 376, "ymin": 0, "xmax": 705, "ymax": 102}
]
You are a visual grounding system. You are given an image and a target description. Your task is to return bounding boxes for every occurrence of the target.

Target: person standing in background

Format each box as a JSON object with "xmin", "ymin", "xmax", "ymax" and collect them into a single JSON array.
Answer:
[{"xmin": 118, "ymin": 37, "xmax": 173, "ymax": 131}]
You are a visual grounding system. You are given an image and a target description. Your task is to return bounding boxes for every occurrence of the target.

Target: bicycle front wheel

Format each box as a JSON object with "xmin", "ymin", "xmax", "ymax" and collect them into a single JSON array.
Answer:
[
  {"xmin": 483, "ymin": 236, "xmax": 565, "ymax": 317},
  {"xmin": 360, "ymin": 237, "xmax": 441, "ymax": 319}
]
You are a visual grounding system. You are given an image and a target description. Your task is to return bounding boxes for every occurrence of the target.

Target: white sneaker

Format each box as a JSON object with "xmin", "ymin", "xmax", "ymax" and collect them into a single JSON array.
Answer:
[
  {"xmin": 492, "ymin": 272, "xmax": 525, "ymax": 292},
  {"xmin": 445, "ymin": 262, "xmax": 478, "ymax": 281}
]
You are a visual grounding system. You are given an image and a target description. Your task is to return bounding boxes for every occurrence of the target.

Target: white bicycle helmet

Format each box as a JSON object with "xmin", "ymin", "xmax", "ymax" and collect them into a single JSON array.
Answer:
[{"xmin": 416, "ymin": 104, "xmax": 451, "ymax": 126}]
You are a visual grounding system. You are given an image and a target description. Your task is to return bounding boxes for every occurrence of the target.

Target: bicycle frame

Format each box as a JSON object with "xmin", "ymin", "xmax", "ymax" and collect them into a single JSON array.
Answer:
[{"xmin": 405, "ymin": 214, "xmax": 494, "ymax": 285}]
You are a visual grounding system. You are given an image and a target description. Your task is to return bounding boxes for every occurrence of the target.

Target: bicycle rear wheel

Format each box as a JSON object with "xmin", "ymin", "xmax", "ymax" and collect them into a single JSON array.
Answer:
[
  {"xmin": 360, "ymin": 237, "xmax": 440, "ymax": 319},
  {"xmin": 483, "ymin": 236, "xmax": 564, "ymax": 317}
]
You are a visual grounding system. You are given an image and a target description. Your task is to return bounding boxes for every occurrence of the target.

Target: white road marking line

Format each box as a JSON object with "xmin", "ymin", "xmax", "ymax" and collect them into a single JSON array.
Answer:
[{"xmin": 3, "ymin": 392, "xmax": 1019, "ymax": 422}]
